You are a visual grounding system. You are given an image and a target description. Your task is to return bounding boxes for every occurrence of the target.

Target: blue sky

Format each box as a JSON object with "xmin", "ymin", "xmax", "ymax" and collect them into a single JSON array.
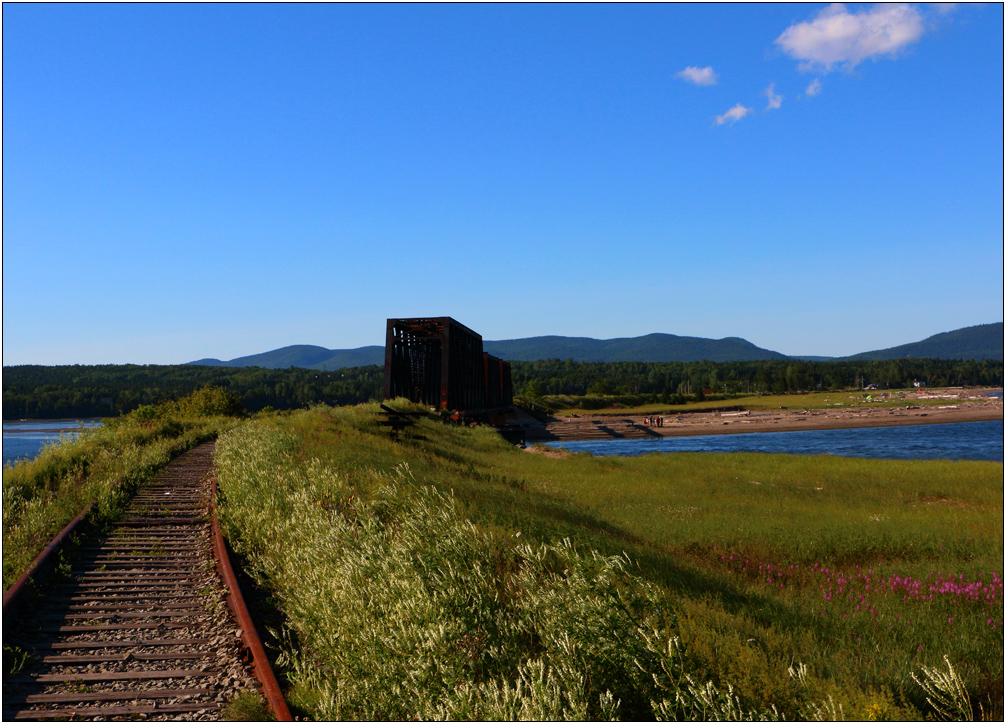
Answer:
[{"xmin": 3, "ymin": 3, "xmax": 1003, "ymax": 365}]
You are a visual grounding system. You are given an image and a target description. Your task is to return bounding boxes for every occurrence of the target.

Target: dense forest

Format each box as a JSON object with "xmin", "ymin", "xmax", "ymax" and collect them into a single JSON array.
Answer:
[
  {"xmin": 509, "ymin": 357, "xmax": 1004, "ymax": 397},
  {"xmin": 2, "ymin": 364, "xmax": 384, "ymax": 419},
  {"xmin": 3, "ymin": 357, "xmax": 1002, "ymax": 419}
]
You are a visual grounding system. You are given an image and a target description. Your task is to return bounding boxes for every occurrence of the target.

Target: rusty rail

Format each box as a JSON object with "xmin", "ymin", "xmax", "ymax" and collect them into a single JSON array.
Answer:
[
  {"xmin": 3, "ymin": 501, "xmax": 96, "ymax": 617},
  {"xmin": 210, "ymin": 475, "xmax": 293, "ymax": 721}
]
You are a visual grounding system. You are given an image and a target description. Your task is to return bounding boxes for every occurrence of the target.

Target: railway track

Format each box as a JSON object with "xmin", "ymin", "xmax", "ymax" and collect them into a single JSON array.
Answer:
[{"xmin": 3, "ymin": 443, "xmax": 287, "ymax": 721}]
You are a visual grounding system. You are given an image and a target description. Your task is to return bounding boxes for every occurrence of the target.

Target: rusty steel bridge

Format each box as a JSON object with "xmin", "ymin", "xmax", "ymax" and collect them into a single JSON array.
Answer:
[{"xmin": 383, "ymin": 317, "xmax": 513, "ymax": 413}]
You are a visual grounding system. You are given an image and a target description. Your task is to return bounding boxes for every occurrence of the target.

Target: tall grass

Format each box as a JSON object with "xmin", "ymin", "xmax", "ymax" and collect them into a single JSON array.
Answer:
[
  {"xmin": 215, "ymin": 402, "xmax": 1003, "ymax": 720},
  {"xmin": 217, "ymin": 421, "xmax": 808, "ymax": 720}
]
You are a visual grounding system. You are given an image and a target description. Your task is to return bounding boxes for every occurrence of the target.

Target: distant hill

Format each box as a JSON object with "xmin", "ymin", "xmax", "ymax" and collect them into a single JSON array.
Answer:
[
  {"xmin": 483, "ymin": 333, "xmax": 787, "ymax": 363},
  {"xmin": 186, "ymin": 333, "xmax": 787, "ymax": 369},
  {"xmin": 189, "ymin": 345, "xmax": 385, "ymax": 370},
  {"xmin": 186, "ymin": 323, "xmax": 1004, "ymax": 370},
  {"xmin": 842, "ymin": 323, "xmax": 1003, "ymax": 362}
]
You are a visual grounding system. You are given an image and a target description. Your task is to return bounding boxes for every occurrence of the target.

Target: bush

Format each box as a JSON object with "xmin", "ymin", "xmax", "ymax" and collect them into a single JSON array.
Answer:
[{"xmin": 180, "ymin": 385, "xmax": 245, "ymax": 417}]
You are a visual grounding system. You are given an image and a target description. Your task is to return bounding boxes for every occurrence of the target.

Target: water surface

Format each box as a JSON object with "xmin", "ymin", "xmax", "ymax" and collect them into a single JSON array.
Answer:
[
  {"xmin": 543, "ymin": 420, "xmax": 1003, "ymax": 462},
  {"xmin": 3, "ymin": 419, "xmax": 103, "ymax": 467}
]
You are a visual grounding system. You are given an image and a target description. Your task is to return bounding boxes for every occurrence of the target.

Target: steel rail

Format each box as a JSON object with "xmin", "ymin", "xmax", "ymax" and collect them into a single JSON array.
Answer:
[
  {"xmin": 3, "ymin": 501, "xmax": 96, "ymax": 617},
  {"xmin": 210, "ymin": 474, "xmax": 294, "ymax": 722}
]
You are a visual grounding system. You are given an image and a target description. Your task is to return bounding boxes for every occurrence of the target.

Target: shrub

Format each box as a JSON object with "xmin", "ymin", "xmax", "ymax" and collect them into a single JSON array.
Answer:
[{"xmin": 179, "ymin": 385, "xmax": 245, "ymax": 417}]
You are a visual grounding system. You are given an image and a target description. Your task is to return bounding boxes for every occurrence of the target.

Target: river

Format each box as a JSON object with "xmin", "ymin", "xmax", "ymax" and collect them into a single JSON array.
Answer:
[
  {"xmin": 541, "ymin": 420, "xmax": 1003, "ymax": 462},
  {"xmin": 2, "ymin": 419, "xmax": 103, "ymax": 467}
]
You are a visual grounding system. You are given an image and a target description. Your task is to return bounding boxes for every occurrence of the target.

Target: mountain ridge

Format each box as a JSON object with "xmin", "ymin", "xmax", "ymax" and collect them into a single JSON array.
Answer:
[
  {"xmin": 842, "ymin": 323, "xmax": 1003, "ymax": 362},
  {"xmin": 185, "ymin": 323, "xmax": 1002, "ymax": 370},
  {"xmin": 482, "ymin": 333, "xmax": 788, "ymax": 363}
]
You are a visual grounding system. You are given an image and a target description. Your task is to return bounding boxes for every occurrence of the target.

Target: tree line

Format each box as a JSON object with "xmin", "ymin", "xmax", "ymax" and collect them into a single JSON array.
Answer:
[
  {"xmin": 2, "ymin": 364, "xmax": 384, "ymax": 419},
  {"xmin": 4, "ymin": 357, "xmax": 1002, "ymax": 419},
  {"xmin": 509, "ymin": 357, "xmax": 1003, "ymax": 398}
]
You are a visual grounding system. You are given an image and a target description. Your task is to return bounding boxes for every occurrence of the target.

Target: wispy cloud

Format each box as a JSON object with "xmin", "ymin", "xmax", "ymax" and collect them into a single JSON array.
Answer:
[
  {"xmin": 806, "ymin": 78, "xmax": 822, "ymax": 96},
  {"xmin": 775, "ymin": 3, "xmax": 925, "ymax": 71},
  {"xmin": 676, "ymin": 66, "xmax": 718, "ymax": 86},
  {"xmin": 715, "ymin": 103, "xmax": 752, "ymax": 126},
  {"xmin": 764, "ymin": 83, "xmax": 783, "ymax": 110}
]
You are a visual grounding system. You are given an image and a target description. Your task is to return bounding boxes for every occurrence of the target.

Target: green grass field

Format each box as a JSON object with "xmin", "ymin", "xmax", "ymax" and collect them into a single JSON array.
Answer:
[{"xmin": 215, "ymin": 402, "xmax": 1003, "ymax": 720}]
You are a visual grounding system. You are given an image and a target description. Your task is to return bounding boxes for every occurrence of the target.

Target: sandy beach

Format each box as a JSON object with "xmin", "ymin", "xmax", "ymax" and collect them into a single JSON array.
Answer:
[{"xmin": 526, "ymin": 389, "xmax": 1003, "ymax": 442}]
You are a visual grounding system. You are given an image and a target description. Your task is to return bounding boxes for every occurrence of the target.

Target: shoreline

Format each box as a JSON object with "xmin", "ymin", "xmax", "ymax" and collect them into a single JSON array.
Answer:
[
  {"xmin": 617, "ymin": 408, "xmax": 1001, "ymax": 439},
  {"xmin": 4, "ymin": 430, "xmax": 85, "ymax": 435},
  {"xmin": 528, "ymin": 392, "xmax": 1003, "ymax": 442}
]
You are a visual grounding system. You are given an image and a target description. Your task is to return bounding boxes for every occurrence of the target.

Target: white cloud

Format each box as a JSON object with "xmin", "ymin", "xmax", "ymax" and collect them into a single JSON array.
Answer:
[
  {"xmin": 775, "ymin": 3, "xmax": 925, "ymax": 71},
  {"xmin": 806, "ymin": 78, "xmax": 822, "ymax": 96},
  {"xmin": 764, "ymin": 83, "xmax": 783, "ymax": 110},
  {"xmin": 676, "ymin": 66, "xmax": 718, "ymax": 86},
  {"xmin": 715, "ymin": 103, "xmax": 752, "ymax": 126}
]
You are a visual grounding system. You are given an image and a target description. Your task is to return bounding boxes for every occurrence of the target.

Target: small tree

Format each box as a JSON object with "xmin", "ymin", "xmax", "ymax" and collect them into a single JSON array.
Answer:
[
  {"xmin": 179, "ymin": 385, "xmax": 245, "ymax": 417},
  {"xmin": 523, "ymin": 380, "xmax": 544, "ymax": 400},
  {"xmin": 587, "ymin": 378, "xmax": 613, "ymax": 395}
]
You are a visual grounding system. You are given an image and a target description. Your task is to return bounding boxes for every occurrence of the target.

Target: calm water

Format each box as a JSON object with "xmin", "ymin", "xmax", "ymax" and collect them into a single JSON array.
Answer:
[
  {"xmin": 543, "ymin": 420, "xmax": 1004, "ymax": 462},
  {"xmin": 2, "ymin": 419, "xmax": 103, "ymax": 467}
]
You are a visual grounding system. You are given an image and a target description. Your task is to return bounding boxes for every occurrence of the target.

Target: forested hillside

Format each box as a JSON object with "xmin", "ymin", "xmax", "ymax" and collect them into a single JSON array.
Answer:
[
  {"xmin": 189, "ymin": 344, "xmax": 385, "ymax": 370},
  {"xmin": 483, "ymin": 333, "xmax": 787, "ymax": 362},
  {"xmin": 844, "ymin": 323, "xmax": 1004, "ymax": 361},
  {"xmin": 5, "ymin": 357, "xmax": 1002, "ymax": 419}
]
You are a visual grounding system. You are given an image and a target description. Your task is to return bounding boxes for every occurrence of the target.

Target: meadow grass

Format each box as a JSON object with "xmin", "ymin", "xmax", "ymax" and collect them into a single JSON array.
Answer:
[
  {"xmin": 215, "ymin": 402, "xmax": 1003, "ymax": 720},
  {"xmin": 2, "ymin": 387, "xmax": 240, "ymax": 590},
  {"xmin": 548, "ymin": 388, "xmax": 978, "ymax": 417}
]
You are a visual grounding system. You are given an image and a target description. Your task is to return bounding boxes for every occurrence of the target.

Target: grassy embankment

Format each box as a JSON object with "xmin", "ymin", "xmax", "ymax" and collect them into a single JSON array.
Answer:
[
  {"xmin": 544, "ymin": 389, "xmax": 989, "ymax": 417},
  {"xmin": 215, "ymin": 402, "xmax": 1003, "ymax": 720},
  {"xmin": 2, "ymin": 386, "xmax": 242, "ymax": 591}
]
